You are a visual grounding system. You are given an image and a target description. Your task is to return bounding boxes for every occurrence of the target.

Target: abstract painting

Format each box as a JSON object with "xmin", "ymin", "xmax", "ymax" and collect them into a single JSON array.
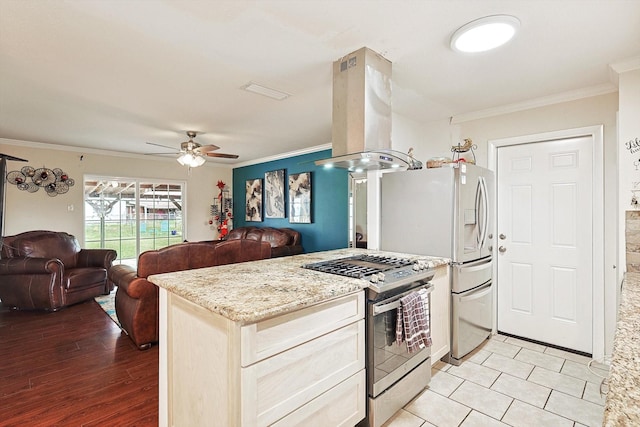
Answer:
[
  {"xmin": 288, "ymin": 172, "xmax": 311, "ymax": 223},
  {"xmin": 264, "ymin": 169, "xmax": 285, "ymax": 218},
  {"xmin": 245, "ymin": 178, "xmax": 263, "ymax": 222}
]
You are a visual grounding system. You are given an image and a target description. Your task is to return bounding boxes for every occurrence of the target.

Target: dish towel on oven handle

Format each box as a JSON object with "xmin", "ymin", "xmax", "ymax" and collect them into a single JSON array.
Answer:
[{"xmin": 395, "ymin": 288, "xmax": 432, "ymax": 353}]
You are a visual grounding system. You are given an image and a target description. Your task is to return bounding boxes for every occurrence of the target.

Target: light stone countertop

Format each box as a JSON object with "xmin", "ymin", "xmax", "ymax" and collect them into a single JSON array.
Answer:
[
  {"xmin": 603, "ymin": 272, "xmax": 640, "ymax": 426},
  {"xmin": 148, "ymin": 248, "xmax": 450, "ymax": 324}
]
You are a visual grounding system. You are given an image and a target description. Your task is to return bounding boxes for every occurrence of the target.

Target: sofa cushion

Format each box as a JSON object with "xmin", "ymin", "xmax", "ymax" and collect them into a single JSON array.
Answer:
[
  {"xmin": 213, "ymin": 240, "xmax": 271, "ymax": 265},
  {"xmin": 65, "ymin": 267, "xmax": 107, "ymax": 291},
  {"xmin": 246, "ymin": 227, "xmax": 290, "ymax": 247},
  {"xmin": 186, "ymin": 241, "xmax": 220, "ymax": 269},
  {"xmin": 136, "ymin": 241, "xmax": 218, "ymax": 278},
  {"xmin": 137, "ymin": 244, "xmax": 190, "ymax": 278},
  {"xmin": 12, "ymin": 232, "xmax": 80, "ymax": 268},
  {"xmin": 226, "ymin": 227, "xmax": 254, "ymax": 240}
]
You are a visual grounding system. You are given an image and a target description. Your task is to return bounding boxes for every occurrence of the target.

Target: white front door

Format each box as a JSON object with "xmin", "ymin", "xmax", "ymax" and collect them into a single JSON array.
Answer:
[{"xmin": 496, "ymin": 136, "xmax": 593, "ymax": 354}]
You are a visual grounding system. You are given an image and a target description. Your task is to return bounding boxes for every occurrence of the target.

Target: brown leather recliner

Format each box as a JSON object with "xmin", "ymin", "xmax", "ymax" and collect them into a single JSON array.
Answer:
[
  {"xmin": 0, "ymin": 230, "xmax": 117, "ymax": 311},
  {"xmin": 226, "ymin": 226, "xmax": 303, "ymax": 257},
  {"xmin": 108, "ymin": 239, "xmax": 271, "ymax": 350}
]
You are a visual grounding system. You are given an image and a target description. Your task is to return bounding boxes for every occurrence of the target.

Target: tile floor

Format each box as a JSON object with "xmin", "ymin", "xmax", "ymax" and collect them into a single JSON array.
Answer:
[{"xmin": 384, "ymin": 334, "xmax": 609, "ymax": 427}]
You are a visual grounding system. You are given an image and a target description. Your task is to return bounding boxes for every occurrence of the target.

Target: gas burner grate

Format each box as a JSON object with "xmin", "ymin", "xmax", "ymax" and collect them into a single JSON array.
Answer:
[
  {"xmin": 357, "ymin": 255, "xmax": 413, "ymax": 268},
  {"xmin": 303, "ymin": 254, "xmax": 414, "ymax": 278}
]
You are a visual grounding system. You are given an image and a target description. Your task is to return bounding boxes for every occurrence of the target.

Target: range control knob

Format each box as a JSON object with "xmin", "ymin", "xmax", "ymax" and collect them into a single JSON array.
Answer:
[
  {"xmin": 370, "ymin": 275, "xmax": 379, "ymax": 284},
  {"xmin": 377, "ymin": 272, "xmax": 386, "ymax": 282},
  {"xmin": 413, "ymin": 263, "xmax": 420, "ymax": 271}
]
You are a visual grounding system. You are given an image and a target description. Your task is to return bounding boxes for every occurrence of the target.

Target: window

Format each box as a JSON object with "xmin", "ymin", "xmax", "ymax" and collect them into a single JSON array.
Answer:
[{"xmin": 84, "ymin": 176, "xmax": 185, "ymax": 266}]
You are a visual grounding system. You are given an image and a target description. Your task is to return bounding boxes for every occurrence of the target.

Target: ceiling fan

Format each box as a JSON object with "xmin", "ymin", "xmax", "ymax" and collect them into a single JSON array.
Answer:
[{"xmin": 146, "ymin": 131, "xmax": 239, "ymax": 167}]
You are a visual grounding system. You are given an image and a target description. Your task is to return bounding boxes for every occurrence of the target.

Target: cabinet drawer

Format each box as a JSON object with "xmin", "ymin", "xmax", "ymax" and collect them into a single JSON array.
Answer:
[
  {"xmin": 272, "ymin": 370, "xmax": 366, "ymax": 427},
  {"xmin": 240, "ymin": 291, "xmax": 364, "ymax": 366},
  {"xmin": 241, "ymin": 319, "xmax": 365, "ymax": 427}
]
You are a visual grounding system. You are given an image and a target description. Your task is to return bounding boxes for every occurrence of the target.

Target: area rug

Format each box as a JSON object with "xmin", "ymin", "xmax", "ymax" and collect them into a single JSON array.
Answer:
[{"xmin": 94, "ymin": 290, "xmax": 121, "ymax": 328}]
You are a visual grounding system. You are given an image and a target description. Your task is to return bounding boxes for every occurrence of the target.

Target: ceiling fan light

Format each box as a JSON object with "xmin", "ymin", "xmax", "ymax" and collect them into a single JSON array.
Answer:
[
  {"xmin": 450, "ymin": 15, "xmax": 520, "ymax": 53},
  {"xmin": 176, "ymin": 154, "xmax": 188, "ymax": 166},
  {"xmin": 192, "ymin": 155, "xmax": 206, "ymax": 167}
]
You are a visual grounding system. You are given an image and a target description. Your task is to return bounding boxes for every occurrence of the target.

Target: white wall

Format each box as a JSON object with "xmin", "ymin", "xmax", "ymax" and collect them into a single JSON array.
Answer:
[
  {"xmin": 393, "ymin": 93, "xmax": 619, "ymax": 355},
  {"xmin": 460, "ymin": 94, "xmax": 619, "ymax": 356},
  {"xmin": 0, "ymin": 139, "xmax": 232, "ymax": 243}
]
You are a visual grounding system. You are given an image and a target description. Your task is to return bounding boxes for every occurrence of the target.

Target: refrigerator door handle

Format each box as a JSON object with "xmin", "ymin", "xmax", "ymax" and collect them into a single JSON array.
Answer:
[
  {"xmin": 480, "ymin": 176, "xmax": 489, "ymax": 249},
  {"xmin": 476, "ymin": 176, "xmax": 488, "ymax": 249},
  {"xmin": 458, "ymin": 282, "xmax": 492, "ymax": 302},
  {"xmin": 475, "ymin": 178, "xmax": 483, "ymax": 247}
]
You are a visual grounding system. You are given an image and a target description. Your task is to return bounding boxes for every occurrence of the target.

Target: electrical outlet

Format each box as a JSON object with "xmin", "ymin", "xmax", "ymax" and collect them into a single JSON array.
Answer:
[{"xmin": 67, "ymin": 204, "xmax": 74, "ymax": 212}]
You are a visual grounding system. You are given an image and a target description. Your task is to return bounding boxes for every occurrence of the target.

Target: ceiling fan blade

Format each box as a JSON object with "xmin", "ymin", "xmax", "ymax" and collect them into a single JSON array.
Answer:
[
  {"xmin": 195, "ymin": 144, "xmax": 220, "ymax": 153},
  {"xmin": 145, "ymin": 151, "xmax": 180, "ymax": 155},
  {"xmin": 146, "ymin": 141, "xmax": 180, "ymax": 151},
  {"xmin": 205, "ymin": 152, "xmax": 239, "ymax": 159}
]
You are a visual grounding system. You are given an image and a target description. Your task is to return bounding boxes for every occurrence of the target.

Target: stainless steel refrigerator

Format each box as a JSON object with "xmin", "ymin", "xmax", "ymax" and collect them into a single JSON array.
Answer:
[{"xmin": 380, "ymin": 163, "xmax": 494, "ymax": 364}]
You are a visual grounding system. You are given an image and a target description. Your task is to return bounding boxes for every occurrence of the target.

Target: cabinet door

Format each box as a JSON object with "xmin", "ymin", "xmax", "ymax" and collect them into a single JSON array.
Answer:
[
  {"xmin": 429, "ymin": 266, "xmax": 451, "ymax": 362},
  {"xmin": 241, "ymin": 320, "xmax": 365, "ymax": 426}
]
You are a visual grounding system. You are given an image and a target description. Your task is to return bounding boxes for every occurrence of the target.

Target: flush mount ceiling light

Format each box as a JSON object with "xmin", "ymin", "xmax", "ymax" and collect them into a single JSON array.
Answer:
[
  {"xmin": 450, "ymin": 15, "xmax": 520, "ymax": 53},
  {"xmin": 241, "ymin": 82, "xmax": 290, "ymax": 100}
]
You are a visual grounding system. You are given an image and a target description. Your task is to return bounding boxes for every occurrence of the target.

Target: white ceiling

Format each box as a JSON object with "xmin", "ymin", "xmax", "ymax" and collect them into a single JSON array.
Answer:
[{"xmin": 1, "ymin": 1, "xmax": 639, "ymax": 165}]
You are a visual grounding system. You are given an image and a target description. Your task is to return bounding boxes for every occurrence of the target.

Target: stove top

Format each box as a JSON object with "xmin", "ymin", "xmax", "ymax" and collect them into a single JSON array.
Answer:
[
  {"xmin": 303, "ymin": 254, "xmax": 434, "ymax": 296},
  {"xmin": 303, "ymin": 255, "xmax": 412, "ymax": 278}
]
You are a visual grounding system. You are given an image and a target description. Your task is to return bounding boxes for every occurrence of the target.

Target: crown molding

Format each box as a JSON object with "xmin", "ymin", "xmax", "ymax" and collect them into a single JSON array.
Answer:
[
  {"xmin": 451, "ymin": 83, "xmax": 617, "ymax": 124},
  {"xmin": 0, "ymin": 137, "xmax": 234, "ymax": 169},
  {"xmin": 609, "ymin": 56, "xmax": 640, "ymax": 86},
  {"xmin": 610, "ymin": 56, "xmax": 640, "ymax": 74},
  {"xmin": 0, "ymin": 137, "xmax": 329, "ymax": 169},
  {"xmin": 232, "ymin": 143, "xmax": 332, "ymax": 168}
]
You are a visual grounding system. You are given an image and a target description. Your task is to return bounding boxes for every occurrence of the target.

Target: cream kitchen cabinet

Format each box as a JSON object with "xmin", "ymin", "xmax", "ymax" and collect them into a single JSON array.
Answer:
[
  {"xmin": 158, "ymin": 288, "xmax": 366, "ymax": 427},
  {"xmin": 428, "ymin": 265, "xmax": 451, "ymax": 363}
]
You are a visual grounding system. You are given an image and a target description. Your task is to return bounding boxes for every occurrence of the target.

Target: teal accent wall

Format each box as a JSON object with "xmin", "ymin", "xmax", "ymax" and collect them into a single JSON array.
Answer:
[{"xmin": 232, "ymin": 150, "xmax": 349, "ymax": 253}]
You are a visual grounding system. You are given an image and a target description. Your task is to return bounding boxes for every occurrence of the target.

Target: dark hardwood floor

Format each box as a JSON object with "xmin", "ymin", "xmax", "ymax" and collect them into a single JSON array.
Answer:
[{"xmin": 0, "ymin": 300, "xmax": 158, "ymax": 426}]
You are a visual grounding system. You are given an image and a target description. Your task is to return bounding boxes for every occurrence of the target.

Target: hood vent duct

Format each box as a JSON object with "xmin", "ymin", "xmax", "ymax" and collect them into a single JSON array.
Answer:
[{"xmin": 315, "ymin": 47, "xmax": 422, "ymax": 172}]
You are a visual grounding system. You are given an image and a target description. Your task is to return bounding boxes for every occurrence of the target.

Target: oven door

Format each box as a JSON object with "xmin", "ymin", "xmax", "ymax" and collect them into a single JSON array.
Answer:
[{"xmin": 368, "ymin": 284, "xmax": 433, "ymax": 397}]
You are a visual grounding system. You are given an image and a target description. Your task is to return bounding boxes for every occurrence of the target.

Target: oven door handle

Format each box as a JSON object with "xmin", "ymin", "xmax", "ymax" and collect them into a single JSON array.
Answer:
[{"xmin": 372, "ymin": 284, "xmax": 434, "ymax": 315}]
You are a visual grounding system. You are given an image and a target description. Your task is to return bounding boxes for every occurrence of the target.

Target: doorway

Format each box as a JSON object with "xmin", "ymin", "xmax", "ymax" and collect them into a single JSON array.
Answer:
[{"xmin": 489, "ymin": 126, "xmax": 604, "ymax": 358}]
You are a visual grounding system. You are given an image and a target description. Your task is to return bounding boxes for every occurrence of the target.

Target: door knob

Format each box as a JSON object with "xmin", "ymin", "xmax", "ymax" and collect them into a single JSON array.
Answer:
[
  {"xmin": 499, "ymin": 233, "xmax": 506, "ymax": 240},
  {"xmin": 498, "ymin": 246, "xmax": 507, "ymax": 253}
]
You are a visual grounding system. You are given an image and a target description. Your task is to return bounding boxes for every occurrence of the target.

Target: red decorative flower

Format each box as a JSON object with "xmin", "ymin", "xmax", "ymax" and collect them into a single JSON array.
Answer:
[{"xmin": 216, "ymin": 180, "xmax": 226, "ymax": 190}]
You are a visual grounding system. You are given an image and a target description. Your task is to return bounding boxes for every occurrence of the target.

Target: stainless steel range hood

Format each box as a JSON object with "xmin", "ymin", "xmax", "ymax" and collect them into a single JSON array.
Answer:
[{"xmin": 315, "ymin": 47, "xmax": 422, "ymax": 172}]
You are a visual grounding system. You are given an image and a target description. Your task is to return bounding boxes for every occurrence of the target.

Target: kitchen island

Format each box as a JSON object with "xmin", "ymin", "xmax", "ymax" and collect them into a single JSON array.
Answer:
[
  {"xmin": 603, "ymin": 272, "xmax": 640, "ymax": 426},
  {"xmin": 148, "ymin": 248, "xmax": 449, "ymax": 427}
]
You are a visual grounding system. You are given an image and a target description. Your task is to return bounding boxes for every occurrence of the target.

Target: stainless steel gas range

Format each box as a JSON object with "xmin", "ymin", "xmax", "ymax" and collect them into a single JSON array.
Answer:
[{"xmin": 303, "ymin": 254, "xmax": 435, "ymax": 427}]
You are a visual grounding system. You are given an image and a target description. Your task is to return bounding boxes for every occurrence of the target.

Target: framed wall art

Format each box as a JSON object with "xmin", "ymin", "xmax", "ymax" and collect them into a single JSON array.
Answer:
[
  {"xmin": 245, "ymin": 178, "xmax": 263, "ymax": 222},
  {"xmin": 264, "ymin": 169, "xmax": 285, "ymax": 218},
  {"xmin": 288, "ymin": 172, "xmax": 311, "ymax": 223}
]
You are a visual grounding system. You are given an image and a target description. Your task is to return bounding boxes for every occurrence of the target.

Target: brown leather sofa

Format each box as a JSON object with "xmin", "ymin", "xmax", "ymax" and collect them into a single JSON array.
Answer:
[
  {"xmin": 108, "ymin": 239, "xmax": 271, "ymax": 350},
  {"xmin": 0, "ymin": 230, "xmax": 117, "ymax": 311},
  {"xmin": 226, "ymin": 226, "xmax": 303, "ymax": 257}
]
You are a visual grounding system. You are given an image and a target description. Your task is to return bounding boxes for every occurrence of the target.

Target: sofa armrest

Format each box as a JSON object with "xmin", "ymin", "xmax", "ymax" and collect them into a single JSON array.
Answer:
[
  {"xmin": 108, "ymin": 264, "xmax": 136, "ymax": 286},
  {"xmin": 121, "ymin": 277, "xmax": 158, "ymax": 300},
  {"xmin": 78, "ymin": 249, "xmax": 117, "ymax": 269},
  {"xmin": 108, "ymin": 264, "xmax": 157, "ymax": 300},
  {"xmin": 0, "ymin": 257, "xmax": 63, "ymax": 275}
]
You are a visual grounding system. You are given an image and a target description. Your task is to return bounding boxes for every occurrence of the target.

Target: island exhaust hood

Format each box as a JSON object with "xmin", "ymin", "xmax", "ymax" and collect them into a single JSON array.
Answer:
[{"xmin": 315, "ymin": 47, "xmax": 422, "ymax": 172}]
